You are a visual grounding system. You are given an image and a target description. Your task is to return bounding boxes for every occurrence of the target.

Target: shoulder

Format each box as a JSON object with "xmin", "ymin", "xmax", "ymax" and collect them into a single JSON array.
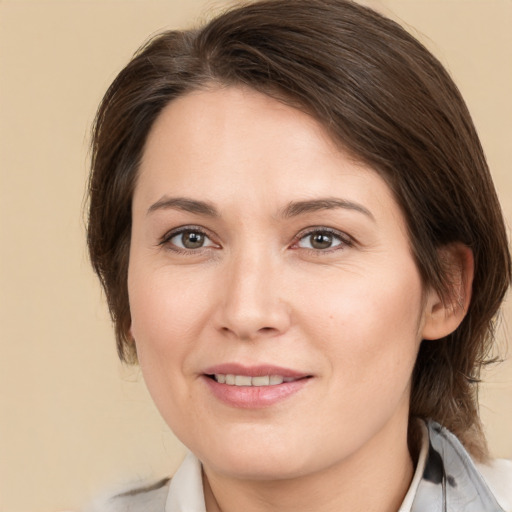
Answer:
[
  {"xmin": 83, "ymin": 477, "xmax": 171, "ymax": 512},
  {"xmin": 83, "ymin": 452, "xmax": 203, "ymax": 512},
  {"xmin": 476, "ymin": 458, "xmax": 512, "ymax": 512}
]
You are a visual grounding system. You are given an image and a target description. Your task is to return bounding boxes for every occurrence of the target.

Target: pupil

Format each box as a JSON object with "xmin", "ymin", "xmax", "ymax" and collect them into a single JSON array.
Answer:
[
  {"xmin": 311, "ymin": 233, "xmax": 332, "ymax": 249},
  {"xmin": 183, "ymin": 231, "xmax": 204, "ymax": 249}
]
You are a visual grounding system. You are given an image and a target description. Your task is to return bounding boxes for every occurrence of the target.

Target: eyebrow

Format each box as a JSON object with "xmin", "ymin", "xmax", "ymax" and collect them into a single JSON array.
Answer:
[
  {"xmin": 147, "ymin": 196, "xmax": 219, "ymax": 217},
  {"xmin": 147, "ymin": 196, "xmax": 374, "ymax": 221},
  {"xmin": 279, "ymin": 198, "xmax": 375, "ymax": 221}
]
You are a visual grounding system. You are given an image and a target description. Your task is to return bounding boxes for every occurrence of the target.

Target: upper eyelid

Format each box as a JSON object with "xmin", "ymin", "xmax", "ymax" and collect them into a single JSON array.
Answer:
[
  {"xmin": 159, "ymin": 225, "xmax": 215, "ymax": 245},
  {"xmin": 294, "ymin": 226, "xmax": 353, "ymax": 242},
  {"xmin": 157, "ymin": 224, "xmax": 353, "ymax": 248}
]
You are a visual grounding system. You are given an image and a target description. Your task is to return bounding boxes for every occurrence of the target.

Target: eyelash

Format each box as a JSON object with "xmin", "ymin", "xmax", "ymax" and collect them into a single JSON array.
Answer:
[
  {"xmin": 158, "ymin": 225, "xmax": 353, "ymax": 255},
  {"xmin": 292, "ymin": 227, "xmax": 353, "ymax": 254},
  {"xmin": 158, "ymin": 225, "xmax": 217, "ymax": 255}
]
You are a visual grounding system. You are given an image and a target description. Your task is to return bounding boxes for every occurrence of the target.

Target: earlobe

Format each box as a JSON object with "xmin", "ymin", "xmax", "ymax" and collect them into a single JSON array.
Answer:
[{"xmin": 421, "ymin": 244, "xmax": 474, "ymax": 340}]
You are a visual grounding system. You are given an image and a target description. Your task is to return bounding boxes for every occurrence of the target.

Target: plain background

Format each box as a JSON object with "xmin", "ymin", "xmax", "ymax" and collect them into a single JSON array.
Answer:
[{"xmin": 1, "ymin": 1, "xmax": 511, "ymax": 510}]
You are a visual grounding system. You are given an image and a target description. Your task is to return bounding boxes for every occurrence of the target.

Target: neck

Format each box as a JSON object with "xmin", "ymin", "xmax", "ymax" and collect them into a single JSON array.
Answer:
[{"xmin": 203, "ymin": 414, "xmax": 415, "ymax": 512}]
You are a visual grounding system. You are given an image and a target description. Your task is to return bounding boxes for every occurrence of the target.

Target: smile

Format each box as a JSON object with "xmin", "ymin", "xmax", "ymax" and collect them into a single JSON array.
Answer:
[
  {"xmin": 204, "ymin": 374, "xmax": 311, "ymax": 408},
  {"xmin": 212, "ymin": 374, "xmax": 299, "ymax": 386},
  {"xmin": 202, "ymin": 365, "xmax": 312, "ymax": 408}
]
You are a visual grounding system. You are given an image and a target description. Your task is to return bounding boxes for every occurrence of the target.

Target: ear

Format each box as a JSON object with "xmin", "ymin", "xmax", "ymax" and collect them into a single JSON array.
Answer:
[{"xmin": 421, "ymin": 243, "xmax": 474, "ymax": 340}]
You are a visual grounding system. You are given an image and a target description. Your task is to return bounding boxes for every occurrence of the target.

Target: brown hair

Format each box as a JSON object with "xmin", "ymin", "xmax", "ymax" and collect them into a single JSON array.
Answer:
[{"xmin": 87, "ymin": 0, "xmax": 510, "ymax": 459}]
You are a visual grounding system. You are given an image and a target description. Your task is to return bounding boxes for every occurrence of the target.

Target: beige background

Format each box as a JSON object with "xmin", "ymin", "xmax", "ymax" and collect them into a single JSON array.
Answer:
[{"xmin": 0, "ymin": 1, "xmax": 511, "ymax": 511}]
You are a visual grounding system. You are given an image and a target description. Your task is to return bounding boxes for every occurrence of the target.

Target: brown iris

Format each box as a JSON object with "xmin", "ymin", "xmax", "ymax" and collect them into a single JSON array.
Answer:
[
  {"xmin": 310, "ymin": 232, "xmax": 334, "ymax": 249},
  {"xmin": 181, "ymin": 231, "xmax": 205, "ymax": 249}
]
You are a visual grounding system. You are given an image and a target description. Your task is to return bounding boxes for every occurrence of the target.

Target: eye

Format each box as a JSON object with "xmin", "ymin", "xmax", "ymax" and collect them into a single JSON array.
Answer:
[
  {"xmin": 161, "ymin": 227, "xmax": 218, "ymax": 251},
  {"xmin": 295, "ymin": 228, "xmax": 350, "ymax": 251}
]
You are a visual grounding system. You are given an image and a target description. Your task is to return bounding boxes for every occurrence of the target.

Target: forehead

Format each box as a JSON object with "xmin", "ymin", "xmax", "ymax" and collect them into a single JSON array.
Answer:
[
  {"xmin": 136, "ymin": 86, "xmax": 403, "ymax": 227},
  {"xmin": 140, "ymin": 86, "xmax": 343, "ymax": 175}
]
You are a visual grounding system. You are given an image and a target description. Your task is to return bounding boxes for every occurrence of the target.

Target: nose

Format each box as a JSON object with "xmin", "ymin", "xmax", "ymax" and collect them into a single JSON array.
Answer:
[{"xmin": 214, "ymin": 249, "xmax": 291, "ymax": 341}]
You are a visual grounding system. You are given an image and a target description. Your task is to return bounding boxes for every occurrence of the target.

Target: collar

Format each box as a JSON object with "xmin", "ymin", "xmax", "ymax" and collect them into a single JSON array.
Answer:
[
  {"xmin": 410, "ymin": 421, "xmax": 505, "ymax": 512},
  {"xmin": 166, "ymin": 451, "xmax": 206, "ymax": 512}
]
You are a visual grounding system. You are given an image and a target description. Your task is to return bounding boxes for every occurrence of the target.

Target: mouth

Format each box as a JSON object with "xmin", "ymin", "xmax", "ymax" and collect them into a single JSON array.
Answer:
[
  {"xmin": 206, "ymin": 374, "xmax": 307, "ymax": 386},
  {"xmin": 201, "ymin": 364, "xmax": 312, "ymax": 408}
]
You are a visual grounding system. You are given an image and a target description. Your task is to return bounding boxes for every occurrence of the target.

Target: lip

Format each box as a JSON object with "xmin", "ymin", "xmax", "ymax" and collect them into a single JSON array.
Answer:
[
  {"xmin": 202, "ymin": 363, "xmax": 308, "ymax": 379},
  {"xmin": 201, "ymin": 363, "xmax": 312, "ymax": 409}
]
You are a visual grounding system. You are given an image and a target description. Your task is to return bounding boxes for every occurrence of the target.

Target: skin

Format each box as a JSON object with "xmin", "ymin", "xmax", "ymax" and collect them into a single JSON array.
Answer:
[{"xmin": 128, "ymin": 86, "xmax": 470, "ymax": 512}]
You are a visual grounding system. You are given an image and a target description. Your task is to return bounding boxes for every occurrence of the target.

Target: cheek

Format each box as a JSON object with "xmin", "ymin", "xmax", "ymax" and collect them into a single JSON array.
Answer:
[
  {"xmin": 299, "ymin": 260, "xmax": 424, "ymax": 388},
  {"xmin": 129, "ymin": 264, "xmax": 210, "ymax": 348},
  {"xmin": 127, "ymin": 274, "xmax": 197, "ymax": 438},
  {"xmin": 127, "ymin": 258, "xmax": 227, "ymax": 425},
  {"xmin": 127, "ymin": 264, "xmax": 203, "ymax": 399}
]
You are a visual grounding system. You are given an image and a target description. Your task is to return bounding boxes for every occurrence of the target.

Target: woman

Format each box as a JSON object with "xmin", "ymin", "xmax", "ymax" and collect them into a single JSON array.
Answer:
[{"xmin": 87, "ymin": 0, "xmax": 512, "ymax": 510}]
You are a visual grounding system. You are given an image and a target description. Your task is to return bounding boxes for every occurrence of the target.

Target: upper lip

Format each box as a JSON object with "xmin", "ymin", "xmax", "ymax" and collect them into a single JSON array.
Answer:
[{"xmin": 202, "ymin": 363, "xmax": 309, "ymax": 379}]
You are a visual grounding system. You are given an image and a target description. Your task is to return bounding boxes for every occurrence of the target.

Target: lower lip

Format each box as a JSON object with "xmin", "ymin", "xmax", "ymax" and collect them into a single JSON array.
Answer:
[{"xmin": 203, "ymin": 376, "xmax": 310, "ymax": 408}]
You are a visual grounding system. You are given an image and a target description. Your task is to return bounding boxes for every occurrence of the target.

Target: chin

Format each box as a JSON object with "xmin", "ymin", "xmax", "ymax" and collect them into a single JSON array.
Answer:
[
  {"xmin": 192, "ymin": 428, "xmax": 319, "ymax": 481},
  {"xmin": 208, "ymin": 451, "xmax": 312, "ymax": 481}
]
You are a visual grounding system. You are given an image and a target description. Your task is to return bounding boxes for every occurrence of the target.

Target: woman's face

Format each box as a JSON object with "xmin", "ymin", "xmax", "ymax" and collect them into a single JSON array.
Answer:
[{"xmin": 128, "ymin": 86, "xmax": 436, "ymax": 480}]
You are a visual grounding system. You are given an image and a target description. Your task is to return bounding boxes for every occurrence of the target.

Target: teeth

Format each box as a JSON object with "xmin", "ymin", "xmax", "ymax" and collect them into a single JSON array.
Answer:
[
  {"xmin": 235, "ymin": 375, "xmax": 252, "ymax": 386},
  {"xmin": 252, "ymin": 376, "xmax": 270, "ymax": 386},
  {"xmin": 269, "ymin": 375, "xmax": 284, "ymax": 385},
  {"xmin": 213, "ymin": 374, "xmax": 296, "ymax": 387}
]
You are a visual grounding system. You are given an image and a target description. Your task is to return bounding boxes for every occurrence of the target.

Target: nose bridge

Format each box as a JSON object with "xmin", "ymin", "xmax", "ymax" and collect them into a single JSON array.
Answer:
[{"xmin": 217, "ymin": 241, "xmax": 290, "ymax": 339}]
